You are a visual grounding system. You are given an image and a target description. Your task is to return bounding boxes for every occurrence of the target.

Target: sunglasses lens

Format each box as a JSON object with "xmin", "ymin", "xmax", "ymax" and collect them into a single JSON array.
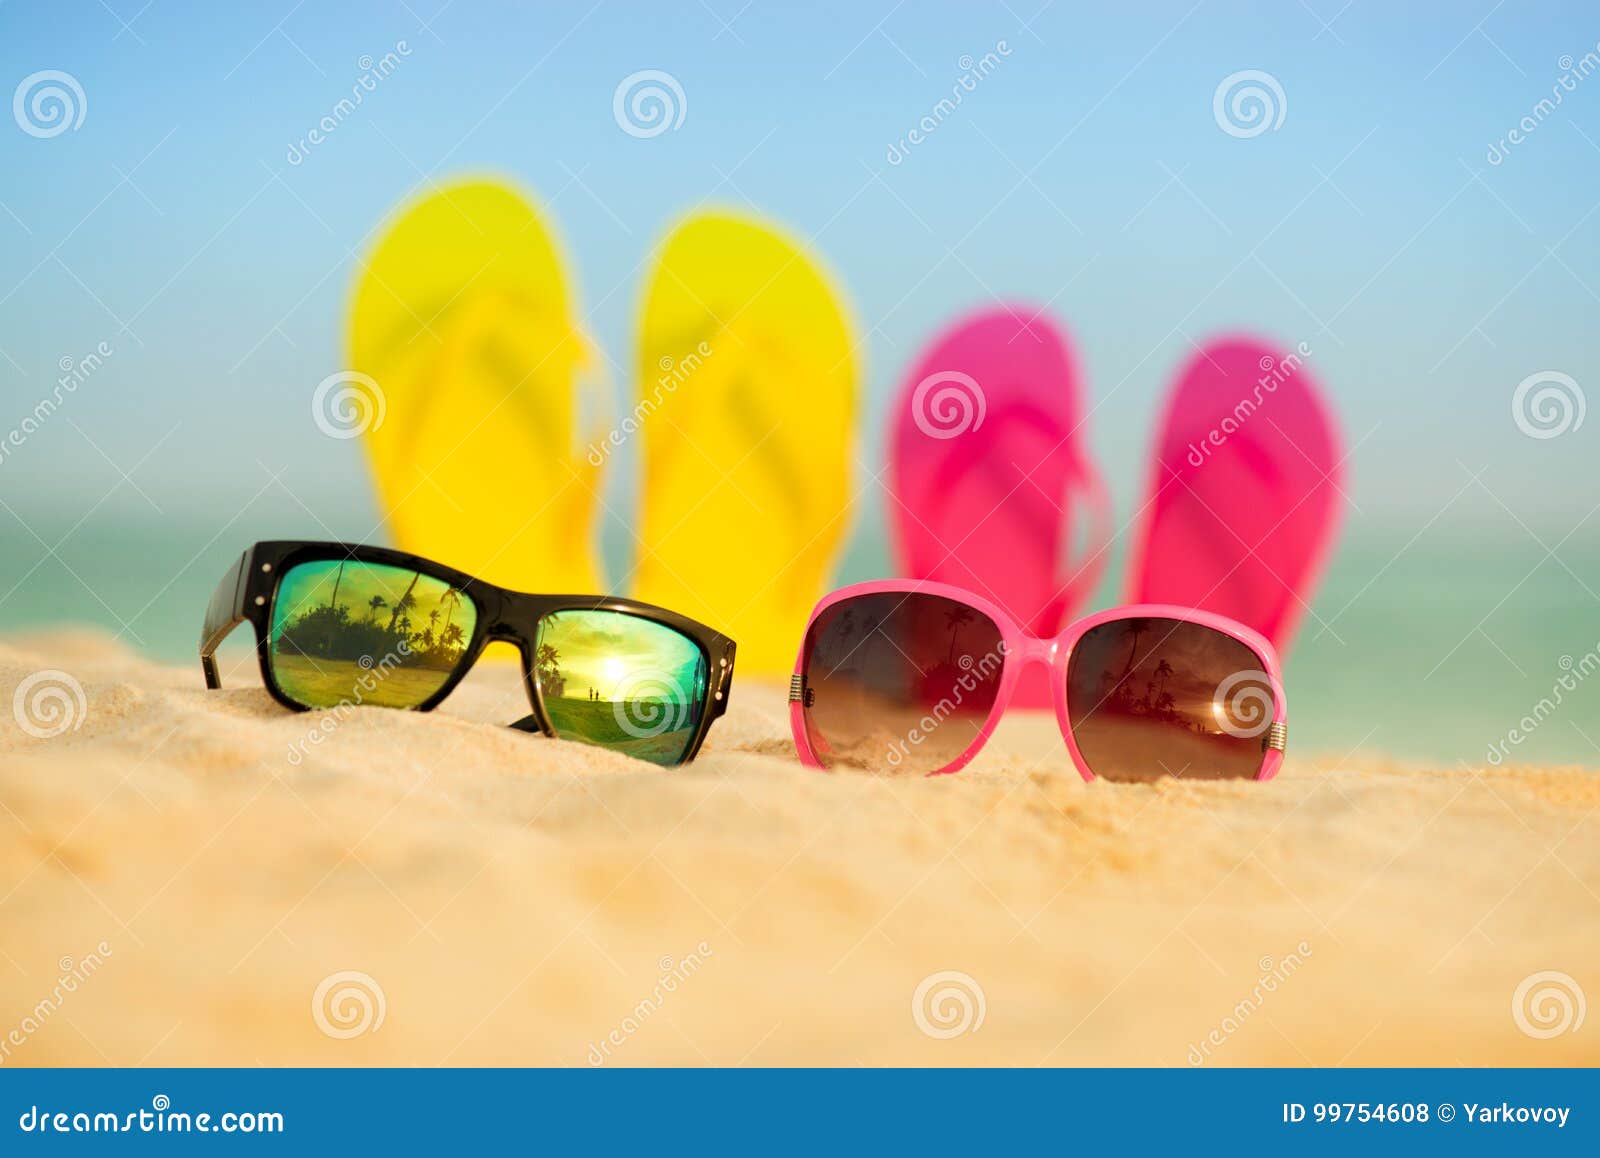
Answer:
[
  {"xmin": 799, "ymin": 592, "xmax": 1006, "ymax": 773},
  {"xmin": 269, "ymin": 560, "xmax": 477, "ymax": 709},
  {"xmin": 1066, "ymin": 617, "xmax": 1275, "ymax": 782},
  {"xmin": 533, "ymin": 611, "xmax": 709, "ymax": 766}
]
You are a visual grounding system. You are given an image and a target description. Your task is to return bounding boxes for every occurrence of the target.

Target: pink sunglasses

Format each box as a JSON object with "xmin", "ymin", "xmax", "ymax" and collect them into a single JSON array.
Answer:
[{"xmin": 789, "ymin": 580, "xmax": 1287, "ymax": 781}]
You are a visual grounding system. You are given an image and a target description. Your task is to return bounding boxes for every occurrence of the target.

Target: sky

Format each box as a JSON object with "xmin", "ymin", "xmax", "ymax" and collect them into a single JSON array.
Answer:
[
  {"xmin": 538, "ymin": 609, "xmax": 704, "ymax": 703},
  {"xmin": 3, "ymin": 1, "xmax": 1599, "ymax": 762},
  {"xmin": 2, "ymin": 2, "xmax": 1596, "ymax": 526}
]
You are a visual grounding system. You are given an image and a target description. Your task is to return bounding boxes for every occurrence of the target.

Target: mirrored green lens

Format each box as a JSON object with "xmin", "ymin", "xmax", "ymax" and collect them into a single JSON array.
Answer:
[
  {"xmin": 533, "ymin": 610, "xmax": 708, "ymax": 766},
  {"xmin": 269, "ymin": 559, "xmax": 477, "ymax": 709}
]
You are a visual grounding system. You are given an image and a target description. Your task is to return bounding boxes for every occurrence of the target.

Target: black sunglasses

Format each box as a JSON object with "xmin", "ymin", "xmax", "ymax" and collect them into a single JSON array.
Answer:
[{"xmin": 200, "ymin": 541, "xmax": 735, "ymax": 766}]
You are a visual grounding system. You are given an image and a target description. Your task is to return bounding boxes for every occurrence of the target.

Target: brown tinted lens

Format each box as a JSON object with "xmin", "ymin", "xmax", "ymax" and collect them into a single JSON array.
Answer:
[
  {"xmin": 1066, "ymin": 617, "xmax": 1274, "ymax": 782},
  {"xmin": 800, "ymin": 592, "xmax": 1006, "ymax": 773}
]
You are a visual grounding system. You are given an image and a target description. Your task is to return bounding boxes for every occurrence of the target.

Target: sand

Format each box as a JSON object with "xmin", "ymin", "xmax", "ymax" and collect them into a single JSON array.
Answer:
[{"xmin": 1, "ymin": 630, "xmax": 1596, "ymax": 1067}]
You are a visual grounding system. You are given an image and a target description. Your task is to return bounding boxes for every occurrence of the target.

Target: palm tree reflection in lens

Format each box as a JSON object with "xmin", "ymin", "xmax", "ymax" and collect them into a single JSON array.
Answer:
[
  {"xmin": 533, "ymin": 610, "xmax": 708, "ymax": 766},
  {"xmin": 269, "ymin": 560, "xmax": 477, "ymax": 709},
  {"xmin": 799, "ymin": 592, "xmax": 1006, "ymax": 774},
  {"xmin": 1066, "ymin": 617, "xmax": 1271, "ymax": 782}
]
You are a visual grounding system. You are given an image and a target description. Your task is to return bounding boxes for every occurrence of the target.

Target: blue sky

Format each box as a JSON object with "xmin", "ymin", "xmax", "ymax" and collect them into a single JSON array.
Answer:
[{"xmin": 3, "ymin": 1, "xmax": 1597, "ymax": 532}]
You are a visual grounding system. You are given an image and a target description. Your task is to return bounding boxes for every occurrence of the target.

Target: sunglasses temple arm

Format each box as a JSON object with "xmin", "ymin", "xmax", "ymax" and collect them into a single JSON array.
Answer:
[{"xmin": 199, "ymin": 549, "xmax": 252, "ymax": 690}]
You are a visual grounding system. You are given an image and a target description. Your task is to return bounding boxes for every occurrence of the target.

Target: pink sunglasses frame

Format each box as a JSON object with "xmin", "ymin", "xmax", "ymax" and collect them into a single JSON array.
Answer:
[{"xmin": 789, "ymin": 579, "xmax": 1287, "ymax": 781}]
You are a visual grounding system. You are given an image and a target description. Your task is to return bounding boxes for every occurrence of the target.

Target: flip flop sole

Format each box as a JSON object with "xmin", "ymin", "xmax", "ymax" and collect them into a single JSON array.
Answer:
[
  {"xmin": 348, "ymin": 179, "xmax": 602, "ymax": 595},
  {"xmin": 1125, "ymin": 335, "xmax": 1344, "ymax": 655},
  {"xmin": 633, "ymin": 211, "xmax": 858, "ymax": 673},
  {"xmin": 888, "ymin": 306, "xmax": 1108, "ymax": 706}
]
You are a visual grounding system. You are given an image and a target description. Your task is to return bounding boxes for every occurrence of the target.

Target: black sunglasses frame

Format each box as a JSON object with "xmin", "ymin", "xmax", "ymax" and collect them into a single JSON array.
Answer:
[{"xmin": 200, "ymin": 540, "xmax": 735, "ymax": 763}]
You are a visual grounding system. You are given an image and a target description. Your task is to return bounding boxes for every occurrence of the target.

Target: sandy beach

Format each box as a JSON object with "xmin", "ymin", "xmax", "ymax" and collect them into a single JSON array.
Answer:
[{"xmin": 1, "ymin": 630, "xmax": 1595, "ymax": 1067}]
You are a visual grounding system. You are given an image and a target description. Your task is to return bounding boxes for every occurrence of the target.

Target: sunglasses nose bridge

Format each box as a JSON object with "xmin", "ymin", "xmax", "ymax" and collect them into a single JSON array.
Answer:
[
  {"xmin": 484, "ymin": 611, "xmax": 539, "ymax": 679},
  {"xmin": 484, "ymin": 591, "xmax": 540, "ymax": 650},
  {"xmin": 486, "ymin": 620, "xmax": 532, "ymax": 649},
  {"xmin": 1011, "ymin": 635, "xmax": 1058, "ymax": 670}
]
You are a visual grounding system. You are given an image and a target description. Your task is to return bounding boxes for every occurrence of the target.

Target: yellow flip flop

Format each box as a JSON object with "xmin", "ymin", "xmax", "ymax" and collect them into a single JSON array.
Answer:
[
  {"xmin": 348, "ymin": 178, "xmax": 604, "ymax": 593},
  {"xmin": 633, "ymin": 210, "xmax": 858, "ymax": 674}
]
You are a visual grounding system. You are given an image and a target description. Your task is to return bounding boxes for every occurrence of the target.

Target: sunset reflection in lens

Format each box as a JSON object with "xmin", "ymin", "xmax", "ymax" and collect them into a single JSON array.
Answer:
[
  {"xmin": 533, "ymin": 610, "xmax": 708, "ymax": 766},
  {"xmin": 1066, "ymin": 617, "xmax": 1273, "ymax": 782}
]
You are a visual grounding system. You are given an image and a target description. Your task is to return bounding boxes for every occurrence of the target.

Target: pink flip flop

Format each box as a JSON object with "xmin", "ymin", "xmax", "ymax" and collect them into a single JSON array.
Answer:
[
  {"xmin": 1125, "ymin": 335, "xmax": 1344, "ymax": 656},
  {"xmin": 887, "ymin": 306, "xmax": 1110, "ymax": 707}
]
